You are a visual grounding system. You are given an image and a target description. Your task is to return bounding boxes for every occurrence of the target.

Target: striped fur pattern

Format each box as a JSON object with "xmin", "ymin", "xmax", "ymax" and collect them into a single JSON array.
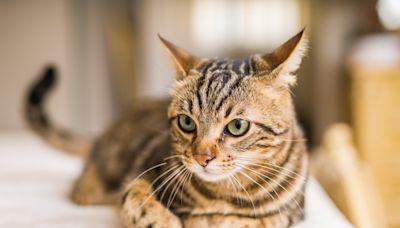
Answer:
[
  {"xmin": 25, "ymin": 67, "xmax": 93, "ymax": 157},
  {"xmin": 25, "ymin": 30, "xmax": 309, "ymax": 228},
  {"xmin": 123, "ymin": 29, "xmax": 309, "ymax": 228}
]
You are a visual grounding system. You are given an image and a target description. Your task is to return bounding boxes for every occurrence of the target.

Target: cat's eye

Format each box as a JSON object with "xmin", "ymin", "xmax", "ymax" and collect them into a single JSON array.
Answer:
[
  {"xmin": 178, "ymin": 114, "xmax": 196, "ymax": 133},
  {"xmin": 226, "ymin": 119, "xmax": 250, "ymax": 136}
]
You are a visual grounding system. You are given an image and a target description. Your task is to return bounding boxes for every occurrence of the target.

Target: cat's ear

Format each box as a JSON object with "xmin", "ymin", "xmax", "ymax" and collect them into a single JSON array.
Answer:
[
  {"xmin": 254, "ymin": 29, "xmax": 308, "ymax": 86},
  {"xmin": 158, "ymin": 35, "xmax": 201, "ymax": 80}
]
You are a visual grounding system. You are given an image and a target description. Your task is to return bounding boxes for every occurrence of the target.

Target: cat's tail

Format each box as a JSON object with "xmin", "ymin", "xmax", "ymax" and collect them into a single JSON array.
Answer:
[{"xmin": 24, "ymin": 66, "xmax": 93, "ymax": 157}]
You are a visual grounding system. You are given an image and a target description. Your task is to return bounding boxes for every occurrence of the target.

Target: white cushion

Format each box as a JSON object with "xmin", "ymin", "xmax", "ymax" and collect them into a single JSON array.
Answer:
[{"xmin": 0, "ymin": 132, "xmax": 352, "ymax": 227}]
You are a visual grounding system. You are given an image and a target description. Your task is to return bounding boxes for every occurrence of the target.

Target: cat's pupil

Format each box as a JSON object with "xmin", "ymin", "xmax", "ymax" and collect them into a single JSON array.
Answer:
[
  {"xmin": 185, "ymin": 116, "xmax": 191, "ymax": 125},
  {"xmin": 235, "ymin": 120, "xmax": 241, "ymax": 129}
]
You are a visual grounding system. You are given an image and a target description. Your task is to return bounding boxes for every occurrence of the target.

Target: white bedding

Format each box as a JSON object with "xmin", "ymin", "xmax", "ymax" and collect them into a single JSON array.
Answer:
[{"xmin": 0, "ymin": 132, "xmax": 352, "ymax": 228}]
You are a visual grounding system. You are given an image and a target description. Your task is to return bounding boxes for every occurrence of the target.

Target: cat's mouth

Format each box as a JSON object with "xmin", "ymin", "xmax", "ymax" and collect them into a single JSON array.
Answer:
[{"xmin": 181, "ymin": 157, "xmax": 244, "ymax": 182}]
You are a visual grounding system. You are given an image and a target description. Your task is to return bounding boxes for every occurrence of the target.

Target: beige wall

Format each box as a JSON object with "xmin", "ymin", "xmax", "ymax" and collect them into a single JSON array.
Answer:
[
  {"xmin": 0, "ymin": 0, "xmax": 114, "ymax": 133},
  {"xmin": 0, "ymin": 0, "xmax": 74, "ymax": 130}
]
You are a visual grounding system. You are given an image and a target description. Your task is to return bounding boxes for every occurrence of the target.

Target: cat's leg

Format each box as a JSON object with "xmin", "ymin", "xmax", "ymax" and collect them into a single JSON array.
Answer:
[
  {"xmin": 70, "ymin": 162, "xmax": 117, "ymax": 205},
  {"xmin": 121, "ymin": 178, "xmax": 182, "ymax": 228},
  {"xmin": 183, "ymin": 214, "xmax": 285, "ymax": 228}
]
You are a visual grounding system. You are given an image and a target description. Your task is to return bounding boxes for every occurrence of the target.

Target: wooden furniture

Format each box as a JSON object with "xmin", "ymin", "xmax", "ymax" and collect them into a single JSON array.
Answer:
[
  {"xmin": 314, "ymin": 35, "xmax": 400, "ymax": 228},
  {"xmin": 311, "ymin": 124, "xmax": 386, "ymax": 228},
  {"xmin": 351, "ymin": 35, "xmax": 400, "ymax": 228}
]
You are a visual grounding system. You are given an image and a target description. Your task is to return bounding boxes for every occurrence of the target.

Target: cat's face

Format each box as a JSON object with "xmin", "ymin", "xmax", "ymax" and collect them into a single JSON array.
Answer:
[
  {"xmin": 161, "ymin": 30, "xmax": 307, "ymax": 182},
  {"xmin": 168, "ymin": 63, "xmax": 294, "ymax": 182}
]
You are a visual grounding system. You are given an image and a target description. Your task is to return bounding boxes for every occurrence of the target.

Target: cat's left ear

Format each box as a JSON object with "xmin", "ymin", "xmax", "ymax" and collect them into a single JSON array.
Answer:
[
  {"xmin": 254, "ymin": 28, "xmax": 308, "ymax": 87},
  {"xmin": 158, "ymin": 35, "xmax": 201, "ymax": 80}
]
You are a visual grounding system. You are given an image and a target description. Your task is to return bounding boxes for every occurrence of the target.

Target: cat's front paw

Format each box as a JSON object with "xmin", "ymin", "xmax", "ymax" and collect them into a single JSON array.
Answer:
[{"xmin": 121, "ymin": 179, "xmax": 182, "ymax": 228}]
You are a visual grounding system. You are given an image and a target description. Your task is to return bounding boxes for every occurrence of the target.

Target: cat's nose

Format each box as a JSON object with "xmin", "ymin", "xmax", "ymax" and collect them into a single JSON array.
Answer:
[{"xmin": 194, "ymin": 154, "xmax": 215, "ymax": 167}]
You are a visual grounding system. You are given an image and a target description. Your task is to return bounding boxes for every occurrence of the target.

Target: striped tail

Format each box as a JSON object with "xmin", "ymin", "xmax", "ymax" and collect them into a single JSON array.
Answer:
[{"xmin": 25, "ymin": 66, "xmax": 93, "ymax": 157}]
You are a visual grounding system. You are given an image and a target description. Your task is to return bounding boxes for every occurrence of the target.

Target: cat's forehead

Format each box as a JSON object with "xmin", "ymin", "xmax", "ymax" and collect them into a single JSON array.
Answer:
[
  {"xmin": 194, "ymin": 57, "xmax": 259, "ymax": 77},
  {"xmin": 172, "ymin": 61, "xmax": 257, "ymax": 121},
  {"xmin": 170, "ymin": 55, "xmax": 286, "ymax": 122}
]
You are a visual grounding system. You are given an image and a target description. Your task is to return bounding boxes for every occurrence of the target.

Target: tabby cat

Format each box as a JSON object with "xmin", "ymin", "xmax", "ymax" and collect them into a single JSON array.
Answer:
[{"xmin": 25, "ymin": 29, "xmax": 309, "ymax": 228}]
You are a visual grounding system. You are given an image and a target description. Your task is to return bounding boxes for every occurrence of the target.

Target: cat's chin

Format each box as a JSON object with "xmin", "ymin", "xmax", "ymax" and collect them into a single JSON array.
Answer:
[
  {"xmin": 194, "ymin": 171, "xmax": 231, "ymax": 182},
  {"xmin": 193, "ymin": 168, "xmax": 237, "ymax": 182}
]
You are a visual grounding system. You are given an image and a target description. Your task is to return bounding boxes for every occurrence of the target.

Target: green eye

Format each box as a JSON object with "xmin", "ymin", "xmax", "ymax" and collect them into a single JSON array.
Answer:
[
  {"xmin": 226, "ymin": 119, "xmax": 250, "ymax": 136},
  {"xmin": 178, "ymin": 115, "xmax": 196, "ymax": 133}
]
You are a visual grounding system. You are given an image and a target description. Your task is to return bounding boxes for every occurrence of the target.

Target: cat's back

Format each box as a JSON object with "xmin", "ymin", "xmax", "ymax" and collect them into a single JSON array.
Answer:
[{"xmin": 90, "ymin": 98, "xmax": 172, "ymax": 191}]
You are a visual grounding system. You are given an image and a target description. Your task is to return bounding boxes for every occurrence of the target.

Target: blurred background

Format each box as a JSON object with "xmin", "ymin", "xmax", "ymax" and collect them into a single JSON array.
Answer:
[{"xmin": 0, "ymin": 0, "xmax": 399, "ymax": 227}]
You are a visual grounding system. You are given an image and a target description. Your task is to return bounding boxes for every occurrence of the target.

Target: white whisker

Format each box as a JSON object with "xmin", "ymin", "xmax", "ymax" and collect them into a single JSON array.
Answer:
[
  {"xmin": 166, "ymin": 168, "xmax": 188, "ymax": 208},
  {"xmin": 159, "ymin": 166, "xmax": 186, "ymax": 204},
  {"xmin": 231, "ymin": 174, "xmax": 257, "ymax": 216},
  {"xmin": 139, "ymin": 165, "xmax": 184, "ymax": 209},
  {"xmin": 163, "ymin": 154, "xmax": 184, "ymax": 161},
  {"xmin": 239, "ymin": 164, "xmax": 304, "ymax": 218},
  {"xmin": 235, "ymin": 156, "xmax": 307, "ymax": 182},
  {"xmin": 179, "ymin": 170, "xmax": 191, "ymax": 204},
  {"xmin": 167, "ymin": 169, "xmax": 189, "ymax": 209},
  {"xmin": 129, "ymin": 162, "xmax": 167, "ymax": 184},
  {"xmin": 237, "ymin": 169, "xmax": 282, "ymax": 219}
]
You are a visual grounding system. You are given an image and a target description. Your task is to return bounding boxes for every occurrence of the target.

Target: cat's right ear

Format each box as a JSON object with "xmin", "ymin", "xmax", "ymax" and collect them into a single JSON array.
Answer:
[{"xmin": 158, "ymin": 35, "xmax": 201, "ymax": 80}]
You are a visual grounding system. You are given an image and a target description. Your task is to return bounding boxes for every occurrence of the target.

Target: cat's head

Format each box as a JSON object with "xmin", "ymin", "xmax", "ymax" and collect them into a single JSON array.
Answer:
[{"xmin": 161, "ymin": 30, "xmax": 307, "ymax": 182}]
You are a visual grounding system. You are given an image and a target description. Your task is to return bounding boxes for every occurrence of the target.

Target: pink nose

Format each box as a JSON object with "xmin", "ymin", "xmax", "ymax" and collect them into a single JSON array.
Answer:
[{"xmin": 194, "ymin": 154, "xmax": 215, "ymax": 167}]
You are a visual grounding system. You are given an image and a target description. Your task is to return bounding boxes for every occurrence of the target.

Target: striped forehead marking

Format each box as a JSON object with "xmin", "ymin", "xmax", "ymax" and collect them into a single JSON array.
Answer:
[
  {"xmin": 187, "ymin": 57, "xmax": 257, "ymax": 117},
  {"xmin": 197, "ymin": 57, "xmax": 255, "ymax": 77}
]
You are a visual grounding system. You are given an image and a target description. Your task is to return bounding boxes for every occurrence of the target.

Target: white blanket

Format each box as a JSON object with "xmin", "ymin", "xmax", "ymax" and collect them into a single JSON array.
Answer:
[{"xmin": 0, "ymin": 132, "xmax": 352, "ymax": 228}]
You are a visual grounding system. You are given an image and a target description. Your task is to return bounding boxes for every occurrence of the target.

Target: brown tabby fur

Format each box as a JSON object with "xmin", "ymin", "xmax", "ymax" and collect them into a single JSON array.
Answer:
[{"xmin": 25, "ymin": 29, "xmax": 309, "ymax": 228}]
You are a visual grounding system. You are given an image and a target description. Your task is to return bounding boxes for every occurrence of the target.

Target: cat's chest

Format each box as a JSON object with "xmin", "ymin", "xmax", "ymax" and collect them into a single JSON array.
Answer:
[
  {"xmin": 170, "ymin": 183, "xmax": 297, "ymax": 228},
  {"xmin": 175, "ymin": 201, "xmax": 291, "ymax": 228}
]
